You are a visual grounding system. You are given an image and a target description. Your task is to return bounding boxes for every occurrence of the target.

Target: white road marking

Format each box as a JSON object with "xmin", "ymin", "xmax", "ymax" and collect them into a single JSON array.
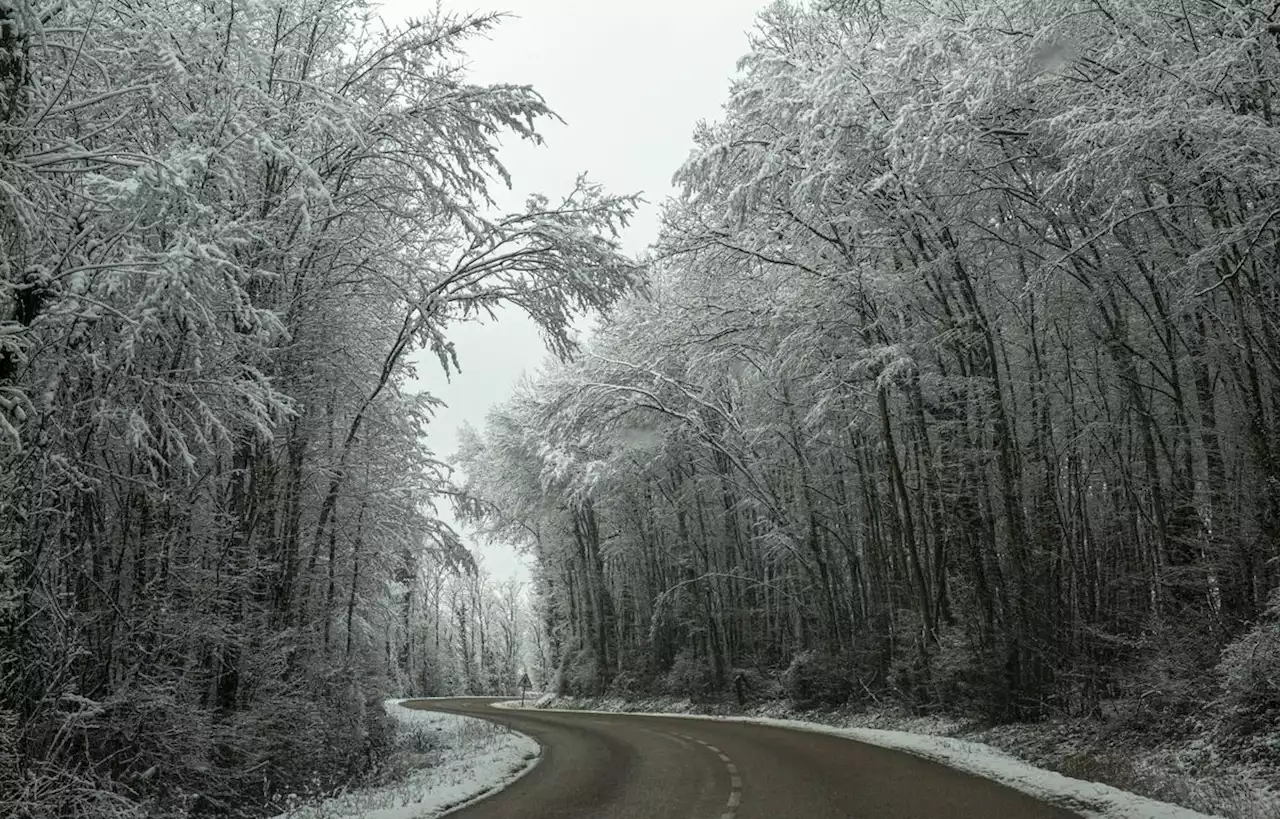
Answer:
[{"xmin": 671, "ymin": 731, "xmax": 744, "ymax": 819}]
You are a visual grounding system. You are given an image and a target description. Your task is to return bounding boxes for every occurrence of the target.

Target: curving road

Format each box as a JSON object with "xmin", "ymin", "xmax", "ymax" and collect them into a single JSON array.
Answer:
[{"xmin": 405, "ymin": 698, "xmax": 1080, "ymax": 819}]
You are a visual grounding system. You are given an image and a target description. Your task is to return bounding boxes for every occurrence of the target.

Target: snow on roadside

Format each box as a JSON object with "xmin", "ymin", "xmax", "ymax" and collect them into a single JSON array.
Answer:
[
  {"xmin": 272, "ymin": 699, "xmax": 539, "ymax": 819},
  {"xmin": 738, "ymin": 717, "xmax": 1217, "ymax": 819},
  {"xmin": 494, "ymin": 698, "xmax": 1217, "ymax": 819}
]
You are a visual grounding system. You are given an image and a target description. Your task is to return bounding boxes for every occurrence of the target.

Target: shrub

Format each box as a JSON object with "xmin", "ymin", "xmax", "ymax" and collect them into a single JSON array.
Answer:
[
  {"xmin": 662, "ymin": 648, "xmax": 716, "ymax": 699},
  {"xmin": 607, "ymin": 647, "xmax": 660, "ymax": 697},
  {"xmin": 1219, "ymin": 589, "xmax": 1280, "ymax": 739},
  {"xmin": 928, "ymin": 626, "xmax": 984, "ymax": 708},
  {"xmin": 560, "ymin": 648, "xmax": 602, "ymax": 696},
  {"xmin": 783, "ymin": 650, "xmax": 852, "ymax": 709},
  {"xmin": 605, "ymin": 671, "xmax": 647, "ymax": 698},
  {"xmin": 729, "ymin": 667, "xmax": 782, "ymax": 703}
]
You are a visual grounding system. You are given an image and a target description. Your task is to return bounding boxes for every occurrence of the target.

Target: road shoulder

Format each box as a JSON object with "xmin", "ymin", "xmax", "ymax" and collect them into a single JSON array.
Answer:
[{"xmin": 269, "ymin": 699, "xmax": 540, "ymax": 819}]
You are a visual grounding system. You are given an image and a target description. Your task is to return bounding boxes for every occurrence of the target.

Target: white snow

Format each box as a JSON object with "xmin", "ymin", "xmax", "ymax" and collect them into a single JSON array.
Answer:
[
  {"xmin": 493, "ymin": 699, "xmax": 1220, "ymax": 819},
  {"xmin": 272, "ymin": 699, "xmax": 540, "ymax": 819}
]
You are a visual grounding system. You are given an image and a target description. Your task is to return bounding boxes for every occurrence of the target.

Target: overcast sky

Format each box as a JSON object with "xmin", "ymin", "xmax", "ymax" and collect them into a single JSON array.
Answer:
[{"xmin": 383, "ymin": 0, "xmax": 772, "ymax": 580}]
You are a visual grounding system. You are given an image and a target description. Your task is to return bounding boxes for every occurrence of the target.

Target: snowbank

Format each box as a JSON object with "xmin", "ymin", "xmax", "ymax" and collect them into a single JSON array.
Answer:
[
  {"xmin": 272, "ymin": 699, "xmax": 539, "ymax": 819},
  {"xmin": 494, "ymin": 698, "xmax": 1218, "ymax": 819}
]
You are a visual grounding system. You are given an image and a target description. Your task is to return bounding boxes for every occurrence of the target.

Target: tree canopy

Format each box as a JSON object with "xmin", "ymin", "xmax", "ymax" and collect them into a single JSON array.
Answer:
[
  {"xmin": 458, "ymin": 0, "xmax": 1280, "ymax": 730},
  {"xmin": 0, "ymin": 1, "xmax": 636, "ymax": 815}
]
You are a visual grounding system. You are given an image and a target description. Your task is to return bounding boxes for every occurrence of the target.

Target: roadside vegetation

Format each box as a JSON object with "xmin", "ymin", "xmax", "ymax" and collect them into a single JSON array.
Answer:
[
  {"xmin": 458, "ymin": 2, "xmax": 1280, "ymax": 817},
  {"xmin": 272, "ymin": 702, "xmax": 537, "ymax": 819},
  {"xmin": 0, "ymin": 0, "xmax": 632, "ymax": 815}
]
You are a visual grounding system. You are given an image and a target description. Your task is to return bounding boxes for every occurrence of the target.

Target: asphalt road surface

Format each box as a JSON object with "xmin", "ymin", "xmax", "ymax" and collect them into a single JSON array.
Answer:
[{"xmin": 405, "ymin": 698, "xmax": 1081, "ymax": 819}]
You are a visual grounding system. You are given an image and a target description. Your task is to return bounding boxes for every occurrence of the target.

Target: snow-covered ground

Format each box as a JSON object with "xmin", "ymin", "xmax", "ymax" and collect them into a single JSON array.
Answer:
[
  {"xmin": 272, "ymin": 699, "xmax": 539, "ymax": 819},
  {"xmin": 499, "ymin": 696, "xmax": 1273, "ymax": 819}
]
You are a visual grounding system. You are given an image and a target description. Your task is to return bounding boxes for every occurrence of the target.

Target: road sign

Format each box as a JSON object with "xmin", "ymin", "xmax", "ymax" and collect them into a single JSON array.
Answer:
[{"xmin": 519, "ymin": 672, "xmax": 532, "ymax": 705}]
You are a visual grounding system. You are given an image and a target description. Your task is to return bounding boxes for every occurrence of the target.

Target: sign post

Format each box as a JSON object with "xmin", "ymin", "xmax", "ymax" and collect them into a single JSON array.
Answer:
[{"xmin": 518, "ymin": 672, "xmax": 532, "ymax": 706}]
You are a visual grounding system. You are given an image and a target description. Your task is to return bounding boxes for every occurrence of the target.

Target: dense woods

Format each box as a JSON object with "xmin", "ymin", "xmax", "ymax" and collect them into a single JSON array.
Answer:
[
  {"xmin": 0, "ymin": 0, "xmax": 633, "ymax": 816},
  {"xmin": 458, "ymin": 0, "xmax": 1280, "ymax": 750},
  {"xmin": 10, "ymin": 0, "xmax": 1280, "ymax": 815}
]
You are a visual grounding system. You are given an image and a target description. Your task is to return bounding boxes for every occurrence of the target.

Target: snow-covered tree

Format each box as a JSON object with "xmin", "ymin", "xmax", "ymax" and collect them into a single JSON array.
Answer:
[
  {"xmin": 0, "ymin": 1, "xmax": 636, "ymax": 815},
  {"xmin": 459, "ymin": 0, "xmax": 1280, "ymax": 732}
]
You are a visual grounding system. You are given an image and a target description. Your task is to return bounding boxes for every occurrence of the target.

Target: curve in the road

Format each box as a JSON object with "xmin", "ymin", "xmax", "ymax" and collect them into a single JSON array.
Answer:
[
  {"xmin": 671, "ymin": 730, "xmax": 742, "ymax": 819},
  {"xmin": 408, "ymin": 698, "xmax": 1081, "ymax": 819}
]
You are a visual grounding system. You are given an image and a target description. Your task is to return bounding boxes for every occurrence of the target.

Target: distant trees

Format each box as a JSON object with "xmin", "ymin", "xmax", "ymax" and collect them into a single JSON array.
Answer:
[
  {"xmin": 0, "ymin": 1, "xmax": 634, "ymax": 816},
  {"xmin": 391, "ymin": 553, "xmax": 540, "ymax": 698},
  {"xmin": 456, "ymin": 0, "xmax": 1280, "ymax": 734}
]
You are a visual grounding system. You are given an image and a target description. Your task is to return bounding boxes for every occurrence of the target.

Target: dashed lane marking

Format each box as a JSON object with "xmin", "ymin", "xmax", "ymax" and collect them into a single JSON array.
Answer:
[{"xmin": 672, "ymin": 731, "xmax": 743, "ymax": 819}]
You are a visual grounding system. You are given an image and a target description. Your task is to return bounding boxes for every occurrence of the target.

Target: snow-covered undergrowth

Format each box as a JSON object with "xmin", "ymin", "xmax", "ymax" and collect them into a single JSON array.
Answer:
[
  {"xmin": 512, "ymin": 696, "xmax": 1278, "ymax": 819},
  {"xmin": 271, "ymin": 700, "xmax": 539, "ymax": 819}
]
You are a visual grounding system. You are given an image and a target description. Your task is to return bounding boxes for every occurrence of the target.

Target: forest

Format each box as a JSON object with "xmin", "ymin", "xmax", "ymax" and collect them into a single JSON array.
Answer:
[
  {"xmin": 457, "ymin": 0, "xmax": 1280, "ymax": 766},
  {"xmin": 7, "ymin": 0, "xmax": 1280, "ymax": 817},
  {"xmin": 0, "ymin": 0, "xmax": 634, "ymax": 815}
]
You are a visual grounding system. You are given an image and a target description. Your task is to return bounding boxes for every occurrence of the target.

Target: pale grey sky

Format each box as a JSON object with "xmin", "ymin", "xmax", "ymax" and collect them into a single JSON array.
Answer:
[{"xmin": 386, "ymin": 0, "xmax": 773, "ymax": 580}]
